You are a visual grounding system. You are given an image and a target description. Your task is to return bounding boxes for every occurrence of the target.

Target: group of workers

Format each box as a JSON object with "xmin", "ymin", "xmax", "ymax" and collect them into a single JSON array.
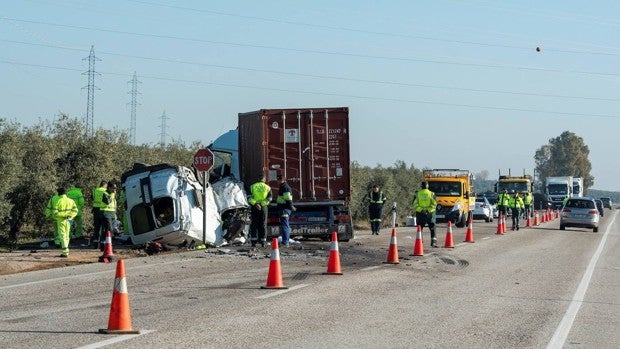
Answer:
[
  {"xmin": 366, "ymin": 183, "xmax": 536, "ymax": 246},
  {"xmin": 45, "ymin": 180, "xmax": 119, "ymax": 257}
]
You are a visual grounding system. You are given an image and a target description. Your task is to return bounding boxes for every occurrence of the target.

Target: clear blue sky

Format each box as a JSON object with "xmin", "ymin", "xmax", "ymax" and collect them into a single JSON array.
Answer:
[{"xmin": 1, "ymin": 1, "xmax": 619, "ymax": 191}]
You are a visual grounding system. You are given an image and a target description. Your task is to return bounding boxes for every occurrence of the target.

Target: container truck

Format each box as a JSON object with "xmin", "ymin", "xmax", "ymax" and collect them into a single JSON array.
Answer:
[
  {"xmin": 209, "ymin": 107, "xmax": 353, "ymax": 242},
  {"xmin": 423, "ymin": 169, "xmax": 475, "ymax": 227},
  {"xmin": 545, "ymin": 176, "xmax": 573, "ymax": 208}
]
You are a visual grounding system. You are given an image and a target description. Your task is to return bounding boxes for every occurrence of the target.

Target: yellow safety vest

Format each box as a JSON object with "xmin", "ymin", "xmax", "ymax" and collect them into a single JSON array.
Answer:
[{"xmin": 249, "ymin": 182, "xmax": 272, "ymax": 206}]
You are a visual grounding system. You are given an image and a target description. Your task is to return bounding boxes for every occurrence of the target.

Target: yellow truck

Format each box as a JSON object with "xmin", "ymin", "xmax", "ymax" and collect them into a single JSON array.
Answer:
[{"xmin": 423, "ymin": 169, "xmax": 475, "ymax": 227}]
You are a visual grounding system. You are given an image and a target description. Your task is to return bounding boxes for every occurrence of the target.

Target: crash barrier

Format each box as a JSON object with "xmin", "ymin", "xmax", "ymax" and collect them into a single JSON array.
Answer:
[
  {"xmin": 444, "ymin": 220, "xmax": 454, "ymax": 248},
  {"xmin": 99, "ymin": 259, "xmax": 140, "ymax": 334},
  {"xmin": 411, "ymin": 225, "xmax": 424, "ymax": 256},
  {"xmin": 99, "ymin": 230, "xmax": 115, "ymax": 263},
  {"xmin": 323, "ymin": 232, "xmax": 343, "ymax": 275},
  {"xmin": 384, "ymin": 228, "xmax": 400, "ymax": 264},
  {"xmin": 262, "ymin": 238, "xmax": 287, "ymax": 289},
  {"xmin": 464, "ymin": 217, "xmax": 475, "ymax": 243}
]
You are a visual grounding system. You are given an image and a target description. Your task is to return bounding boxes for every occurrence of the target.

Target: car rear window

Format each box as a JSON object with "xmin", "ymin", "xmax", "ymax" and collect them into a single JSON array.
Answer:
[{"xmin": 567, "ymin": 200, "xmax": 595, "ymax": 209}]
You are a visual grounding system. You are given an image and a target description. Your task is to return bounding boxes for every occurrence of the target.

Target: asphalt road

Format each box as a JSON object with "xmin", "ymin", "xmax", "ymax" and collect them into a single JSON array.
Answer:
[{"xmin": 1, "ymin": 210, "xmax": 618, "ymax": 349}]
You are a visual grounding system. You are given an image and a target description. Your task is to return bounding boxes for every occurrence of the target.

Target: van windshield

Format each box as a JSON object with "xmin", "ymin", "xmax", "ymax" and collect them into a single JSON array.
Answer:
[{"xmin": 428, "ymin": 182, "xmax": 461, "ymax": 196}]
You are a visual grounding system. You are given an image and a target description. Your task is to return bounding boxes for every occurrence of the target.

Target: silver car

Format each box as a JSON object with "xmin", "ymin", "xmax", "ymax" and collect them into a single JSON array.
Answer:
[
  {"xmin": 560, "ymin": 197, "xmax": 599, "ymax": 232},
  {"xmin": 473, "ymin": 196, "xmax": 494, "ymax": 222}
]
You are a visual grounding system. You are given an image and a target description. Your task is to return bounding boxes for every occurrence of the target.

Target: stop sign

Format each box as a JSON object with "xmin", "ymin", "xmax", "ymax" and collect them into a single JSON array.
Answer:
[{"xmin": 193, "ymin": 148, "xmax": 214, "ymax": 172}]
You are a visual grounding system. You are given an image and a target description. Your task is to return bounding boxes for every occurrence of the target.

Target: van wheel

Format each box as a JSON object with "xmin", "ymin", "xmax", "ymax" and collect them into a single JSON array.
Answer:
[{"xmin": 593, "ymin": 227, "xmax": 598, "ymax": 233}]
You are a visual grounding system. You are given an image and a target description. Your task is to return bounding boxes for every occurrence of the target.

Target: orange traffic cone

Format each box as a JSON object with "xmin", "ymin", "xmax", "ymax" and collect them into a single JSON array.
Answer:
[
  {"xmin": 496, "ymin": 215, "xmax": 504, "ymax": 235},
  {"xmin": 411, "ymin": 225, "xmax": 424, "ymax": 256},
  {"xmin": 383, "ymin": 228, "xmax": 400, "ymax": 264},
  {"xmin": 99, "ymin": 259, "xmax": 140, "ymax": 334},
  {"xmin": 323, "ymin": 232, "xmax": 343, "ymax": 275},
  {"xmin": 526, "ymin": 215, "xmax": 531, "ymax": 227},
  {"xmin": 99, "ymin": 230, "xmax": 114, "ymax": 263},
  {"xmin": 501, "ymin": 214, "xmax": 507, "ymax": 233},
  {"xmin": 464, "ymin": 217, "xmax": 475, "ymax": 243},
  {"xmin": 444, "ymin": 220, "xmax": 454, "ymax": 248},
  {"xmin": 534, "ymin": 211, "xmax": 540, "ymax": 226},
  {"xmin": 262, "ymin": 238, "xmax": 288, "ymax": 289}
]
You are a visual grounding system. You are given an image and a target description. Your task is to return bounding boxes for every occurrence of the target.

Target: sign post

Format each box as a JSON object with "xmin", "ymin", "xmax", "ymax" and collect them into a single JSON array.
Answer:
[{"xmin": 193, "ymin": 149, "xmax": 214, "ymax": 246}]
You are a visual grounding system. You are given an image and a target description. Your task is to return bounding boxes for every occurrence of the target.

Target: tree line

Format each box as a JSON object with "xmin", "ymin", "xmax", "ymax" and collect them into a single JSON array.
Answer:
[{"xmin": 0, "ymin": 117, "xmax": 601, "ymax": 242}]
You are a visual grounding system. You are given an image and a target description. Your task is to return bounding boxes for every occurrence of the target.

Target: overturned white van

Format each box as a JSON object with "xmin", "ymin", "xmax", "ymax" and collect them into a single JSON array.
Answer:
[{"xmin": 120, "ymin": 163, "xmax": 249, "ymax": 247}]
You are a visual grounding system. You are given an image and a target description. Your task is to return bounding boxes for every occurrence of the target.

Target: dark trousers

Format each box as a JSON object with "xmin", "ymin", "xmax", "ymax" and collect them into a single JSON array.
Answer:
[
  {"xmin": 511, "ymin": 208, "xmax": 521, "ymax": 229},
  {"xmin": 279, "ymin": 208, "xmax": 292, "ymax": 245},
  {"xmin": 498, "ymin": 205, "xmax": 508, "ymax": 217},
  {"xmin": 369, "ymin": 204, "xmax": 383, "ymax": 234},
  {"xmin": 416, "ymin": 211, "xmax": 436, "ymax": 242},
  {"xmin": 92, "ymin": 208, "xmax": 105, "ymax": 243},
  {"xmin": 250, "ymin": 205, "xmax": 268, "ymax": 246}
]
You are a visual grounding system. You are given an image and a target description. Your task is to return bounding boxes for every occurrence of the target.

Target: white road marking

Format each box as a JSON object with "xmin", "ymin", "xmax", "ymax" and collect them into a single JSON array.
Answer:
[
  {"xmin": 75, "ymin": 329, "xmax": 156, "ymax": 349},
  {"xmin": 362, "ymin": 266, "xmax": 383, "ymax": 271},
  {"xmin": 256, "ymin": 283, "xmax": 310, "ymax": 299},
  {"xmin": 546, "ymin": 212, "xmax": 616, "ymax": 349}
]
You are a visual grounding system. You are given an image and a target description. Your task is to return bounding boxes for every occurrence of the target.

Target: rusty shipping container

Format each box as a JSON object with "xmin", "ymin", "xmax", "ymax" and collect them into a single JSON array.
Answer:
[{"xmin": 238, "ymin": 107, "xmax": 350, "ymax": 203}]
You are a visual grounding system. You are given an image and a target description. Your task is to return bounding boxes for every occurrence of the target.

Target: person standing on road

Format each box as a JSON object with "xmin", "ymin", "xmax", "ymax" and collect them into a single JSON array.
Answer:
[
  {"xmin": 276, "ymin": 174, "xmax": 296, "ymax": 246},
  {"xmin": 67, "ymin": 184, "xmax": 85, "ymax": 240},
  {"xmin": 45, "ymin": 190, "xmax": 61, "ymax": 248},
  {"xmin": 99, "ymin": 182, "xmax": 118, "ymax": 250},
  {"xmin": 52, "ymin": 187, "xmax": 78, "ymax": 258},
  {"xmin": 367, "ymin": 184, "xmax": 387, "ymax": 235},
  {"xmin": 248, "ymin": 173, "xmax": 272, "ymax": 248},
  {"xmin": 522, "ymin": 191, "xmax": 533, "ymax": 219},
  {"xmin": 91, "ymin": 181, "xmax": 107, "ymax": 249},
  {"xmin": 508, "ymin": 190, "xmax": 524, "ymax": 230},
  {"xmin": 497, "ymin": 189, "xmax": 510, "ymax": 219},
  {"xmin": 412, "ymin": 181, "xmax": 438, "ymax": 247}
]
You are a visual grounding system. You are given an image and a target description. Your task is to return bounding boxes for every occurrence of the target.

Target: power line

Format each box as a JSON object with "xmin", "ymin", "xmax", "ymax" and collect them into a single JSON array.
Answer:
[
  {"xmin": 1, "ymin": 58, "xmax": 618, "ymax": 119},
  {"xmin": 3, "ymin": 40, "xmax": 620, "ymax": 104},
  {"xmin": 127, "ymin": 71, "xmax": 141, "ymax": 145}
]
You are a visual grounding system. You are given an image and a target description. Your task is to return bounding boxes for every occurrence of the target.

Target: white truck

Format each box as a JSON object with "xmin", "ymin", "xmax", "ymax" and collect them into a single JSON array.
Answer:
[
  {"xmin": 545, "ymin": 176, "xmax": 573, "ymax": 208},
  {"xmin": 572, "ymin": 177, "xmax": 584, "ymax": 197}
]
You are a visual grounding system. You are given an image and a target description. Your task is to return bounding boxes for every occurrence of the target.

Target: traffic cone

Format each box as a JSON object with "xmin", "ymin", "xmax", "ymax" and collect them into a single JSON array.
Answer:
[
  {"xmin": 501, "ymin": 214, "xmax": 507, "ymax": 233},
  {"xmin": 526, "ymin": 215, "xmax": 531, "ymax": 227},
  {"xmin": 444, "ymin": 220, "xmax": 454, "ymax": 248},
  {"xmin": 99, "ymin": 259, "xmax": 140, "ymax": 334},
  {"xmin": 323, "ymin": 232, "xmax": 343, "ymax": 275},
  {"xmin": 383, "ymin": 228, "xmax": 400, "ymax": 264},
  {"xmin": 534, "ymin": 211, "xmax": 540, "ymax": 226},
  {"xmin": 98, "ymin": 230, "xmax": 114, "ymax": 263},
  {"xmin": 464, "ymin": 217, "xmax": 475, "ymax": 243},
  {"xmin": 411, "ymin": 225, "xmax": 424, "ymax": 256},
  {"xmin": 262, "ymin": 238, "xmax": 288, "ymax": 289},
  {"xmin": 496, "ymin": 215, "xmax": 504, "ymax": 235}
]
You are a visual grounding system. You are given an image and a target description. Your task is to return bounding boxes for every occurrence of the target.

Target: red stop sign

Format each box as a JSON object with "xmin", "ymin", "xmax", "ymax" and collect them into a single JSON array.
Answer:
[{"xmin": 193, "ymin": 148, "xmax": 214, "ymax": 172}]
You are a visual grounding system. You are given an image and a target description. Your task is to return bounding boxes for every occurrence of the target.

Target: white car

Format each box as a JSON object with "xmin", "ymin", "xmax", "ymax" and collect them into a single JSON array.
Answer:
[{"xmin": 473, "ymin": 196, "xmax": 494, "ymax": 222}]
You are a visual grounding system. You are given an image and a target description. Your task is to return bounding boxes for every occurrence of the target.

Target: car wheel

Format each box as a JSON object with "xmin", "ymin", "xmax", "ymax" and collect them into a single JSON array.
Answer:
[
  {"xmin": 593, "ymin": 227, "xmax": 598, "ymax": 233},
  {"xmin": 484, "ymin": 215, "xmax": 490, "ymax": 223},
  {"xmin": 560, "ymin": 224, "xmax": 565, "ymax": 230}
]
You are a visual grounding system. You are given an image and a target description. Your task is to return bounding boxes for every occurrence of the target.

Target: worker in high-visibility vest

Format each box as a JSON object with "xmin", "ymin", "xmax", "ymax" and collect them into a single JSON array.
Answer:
[
  {"xmin": 91, "ymin": 181, "xmax": 107, "ymax": 249},
  {"xmin": 412, "ymin": 181, "xmax": 438, "ymax": 247},
  {"xmin": 522, "ymin": 192, "xmax": 533, "ymax": 219},
  {"xmin": 52, "ymin": 187, "xmax": 78, "ymax": 257},
  {"xmin": 367, "ymin": 184, "xmax": 386, "ymax": 235},
  {"xmin": 276, "ymin": 174, "xmax": 296, "ymax": 247},
  {"xmin": 508, "ymin": 190, "xmax": 524, "ymax": 231},
  {"xmin": 99, "ymin": 182, "xmax": 118, "ymax": 251},
  {"xmin": 45, "ymin": 191, "xmax": 61, "ymax": 247},
  {"xmin": 67, "ymin": 185, "xmax": 85, "ymax": 240},
  {"xmin": 248, "ymin": 173, "xmax": 272, "ymax": 248},
  {"xmin": 497, "ymin": 189, "xmax": 510, "ymax": 218}
]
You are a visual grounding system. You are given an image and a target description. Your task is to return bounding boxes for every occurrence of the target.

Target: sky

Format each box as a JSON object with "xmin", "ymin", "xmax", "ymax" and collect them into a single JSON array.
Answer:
[{"xmin": 1, "ymin": 0, "xmax": 619, "ymax": 191}]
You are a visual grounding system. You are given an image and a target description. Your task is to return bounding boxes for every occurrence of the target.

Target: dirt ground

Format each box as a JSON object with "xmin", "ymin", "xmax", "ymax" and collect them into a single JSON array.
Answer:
[{"xmin": 0, "ymin": 239, "xmax": 144, "ymax": 276}]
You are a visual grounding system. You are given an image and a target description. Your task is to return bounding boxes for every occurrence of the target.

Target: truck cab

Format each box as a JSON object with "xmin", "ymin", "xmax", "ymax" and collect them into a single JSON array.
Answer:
[{"xmin": 423, "ymin": 169, "xmax": 475, "ymax": 227}]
